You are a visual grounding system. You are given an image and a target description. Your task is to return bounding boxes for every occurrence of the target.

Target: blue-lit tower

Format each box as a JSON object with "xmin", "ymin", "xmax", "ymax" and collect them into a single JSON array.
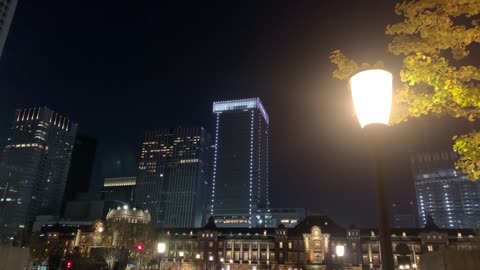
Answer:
[
  {"xmin": 210, "ymin": 98, "xmax": 270, "ymax": 227},
  {"xmin": 411, "ymin": 151, "xmax": 480, "ymax": 228}
]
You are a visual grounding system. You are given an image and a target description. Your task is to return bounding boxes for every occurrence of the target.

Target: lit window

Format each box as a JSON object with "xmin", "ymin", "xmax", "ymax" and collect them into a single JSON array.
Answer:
[
  {"xmin": 279, "ymin": 242, "xmax": 283, "ymax": 249},
  {"xmin": 458, "ymin": 232, "xmax": 462, "ymax": 238},
  {"xmin": 288, "ymin": 242, "xmax": 292, "ymax": 249},
  {"xmin": 427, "ymin": 245, "xmax": 433, "ymax": 252}
]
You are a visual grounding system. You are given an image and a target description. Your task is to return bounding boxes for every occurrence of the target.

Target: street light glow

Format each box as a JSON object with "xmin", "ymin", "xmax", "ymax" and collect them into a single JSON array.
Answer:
[
  {"xmin": 335, "ymin": 245, "xmax": 345, "ymax": 257},
  {"xmin": 349, "ymin": 69, "xmax": 392, "ymax": 128},
  {"xmin": 157, "ymin": 242, "xmax": 166, "ymax": 254}
]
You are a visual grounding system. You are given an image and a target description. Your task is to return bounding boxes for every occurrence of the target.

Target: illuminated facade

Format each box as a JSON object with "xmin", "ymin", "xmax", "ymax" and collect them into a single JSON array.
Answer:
[
  {"xmin": 411, "ymin": 151, "xmax": 480, "ymax": 228},
  {"xmin": 159, "ymin": 216, "xmax": 478, "ymax": 270},
  {"xmin": 102, "ymin": 176, "xmax": 136, "ymax": 204},
  {"xmin": 0, "ymin": 107, "xmax": 78, "ymax": 236},
  {"xmin": 0, "ymin": 0, "xmax": 18, "ymax": 58},
  {"xmin": 211, "ymin": 98, "xmax": 270, "ymax": 227},
  {"xmin": 134, "ymin": 127, "xmax": 210, "ymax": 228}
]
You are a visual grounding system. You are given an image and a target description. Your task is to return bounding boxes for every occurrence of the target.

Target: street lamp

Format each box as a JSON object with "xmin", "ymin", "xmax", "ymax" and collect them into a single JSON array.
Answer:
[
  {"xmin": 178, "ymin": 251, "xmax": 185, "ymax": 270},
  {"xmin": 208, "ymin": 255, "xmax": 214, "ymax": 270},
  {"xmin": 157, "ymin": 242, "xmax": 166, "ymax": 270},
  {"xmin": 335, "ymin": 245, "xmax": 344, "ymax": 270},
  {"xmin": 349, "ymin": 68, "xmax": 394, "ymax": 270}
]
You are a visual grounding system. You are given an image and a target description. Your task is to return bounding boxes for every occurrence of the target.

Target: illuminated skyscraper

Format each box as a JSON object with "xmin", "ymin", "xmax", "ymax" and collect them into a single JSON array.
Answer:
[
  {"xmin": 211, "ymin": 98, "xmax": 270, "ymax": 227},
  {"xmin": 0, "ymin": 0, "xmax": 19, "ymax": 58},
  {"xmin": 0, "ymin": 107, "xmax": 77, "ymax": 236},
  {"xmin": 411, "ymin": 151, "xmax": 480, "ymax": 228},
  {"xmin": 134, "ymin": 127, "xmax": 210, "ymax": 228}
]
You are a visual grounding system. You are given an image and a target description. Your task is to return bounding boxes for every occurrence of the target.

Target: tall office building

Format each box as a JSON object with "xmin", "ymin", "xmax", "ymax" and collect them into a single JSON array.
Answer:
[
  {"xmin": 0, "ymin": 0, "xmax": 19, "ymax": 58},
  {"xmin": 134, "ymin": 127, "xmax": 210, "ymax": 228},
  {"xmin": 102, "ymin": 176, "xmax": 136, "ymax": 204},
  {"xmin": 210, "ymin": 98, "xmax": 270, "ymax": 227},
  {"xmin": 0, "ymin": 107, "xmax": 77, "ymax": 236},
  {"xmin": 63, "ymin": 136, "xmax": 97, "ymax": 209},
  {"xmin": 411, "ymin": 151, "xmax": 480, "ymax": 228}
]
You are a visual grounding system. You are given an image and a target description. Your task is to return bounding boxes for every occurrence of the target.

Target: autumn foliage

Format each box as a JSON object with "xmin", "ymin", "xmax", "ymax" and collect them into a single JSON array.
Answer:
[{"xmin": 331, "ymin": 0, "xmax": 480, "ymax": 180}]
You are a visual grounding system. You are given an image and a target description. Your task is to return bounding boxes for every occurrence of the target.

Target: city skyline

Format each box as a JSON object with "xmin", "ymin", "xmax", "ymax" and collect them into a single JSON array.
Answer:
[{"xmin": 1, "ymin": 1, "xmax": 479, "ymax": 228}]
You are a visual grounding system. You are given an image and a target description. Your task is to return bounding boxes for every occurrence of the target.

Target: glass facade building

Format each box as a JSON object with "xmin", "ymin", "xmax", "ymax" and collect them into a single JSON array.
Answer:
[
  {"xmin": 0, "ymin": 0, "xmax": 18, "ymax": 58},
  {"xmin": 411, "ymin": 151, "xmax": 480, "ymax": 228},
  {"xmin": 211, "ymin": 98, "xmax": 270, "ymax": 227},
  {"xmin": 134, "ymin": 127, "xmax": 210, "ymax": 228},
  {"xmin": 0, "ymin": 107, "xmax": 77, "ymax": 236}
]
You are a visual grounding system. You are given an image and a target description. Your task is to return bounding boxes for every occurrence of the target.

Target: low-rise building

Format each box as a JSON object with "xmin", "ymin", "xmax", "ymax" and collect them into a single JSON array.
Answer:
[{"xmin": 157, "ymin": 216, "xmax": 477, "ymax": 270}]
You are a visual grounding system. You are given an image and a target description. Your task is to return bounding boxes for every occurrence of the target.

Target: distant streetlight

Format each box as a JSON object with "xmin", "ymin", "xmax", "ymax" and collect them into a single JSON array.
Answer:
[
  {"xmin": 178, "ymin": 251, "xmax": 185, "ymax": 270},
  {"xmin": 336, "ymin": 245, "xmax": 345, "ymax": 270},
  {"xmin": 335, "ymin": 245, "xmax": 345, "ymax": 257},
  {"xmin": 349, "ymin": 68, "xmax": 394, "ymax": 270},
  {"xmin": 157, "ymin": 242, "xmax": 166, "ymax": 270}
]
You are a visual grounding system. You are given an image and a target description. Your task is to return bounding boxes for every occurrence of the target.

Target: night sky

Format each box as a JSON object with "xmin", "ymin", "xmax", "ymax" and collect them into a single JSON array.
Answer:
[{"xmin": 0, "ymin": 0, "xmax": 478, "ymax": 227}]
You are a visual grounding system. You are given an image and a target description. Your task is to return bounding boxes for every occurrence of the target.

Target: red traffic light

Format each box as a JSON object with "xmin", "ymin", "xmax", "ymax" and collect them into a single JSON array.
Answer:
[
  {"xmin": 137, "ymin": 243, "xmax": 144, "ymax": 251},
  {"xmin": 66, "ymin": 261, "xmax": 72, "ymax": 268}
]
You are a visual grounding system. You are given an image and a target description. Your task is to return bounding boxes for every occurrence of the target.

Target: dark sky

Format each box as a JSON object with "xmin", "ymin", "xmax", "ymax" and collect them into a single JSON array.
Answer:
[{"xmin": 0, "ymin": 0, "xmax": 478, "ymax": 227}]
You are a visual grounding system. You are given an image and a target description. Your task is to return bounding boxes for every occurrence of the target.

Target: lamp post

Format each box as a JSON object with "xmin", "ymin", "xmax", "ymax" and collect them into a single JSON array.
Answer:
[
  {"xmin": 157, "ymin": 242, "xmax": 166, "ymax": 270},
  {"xmin": 335, "ymin": 245, "xmax": 345, "ymax": 270},
  {"xmin": 349, "ymin": 69, "xmax": 394, "ymax": 270},
  {"xmin": 209, "ymin": 255, "xmax": 214, "ymax": 270},
  {"xmin": 194, "ymin": 253, "xmax": 201, "ymax": 270},
  {"xmin": 179, "ymin": 251, "xmax": 185, "ymax": 270}
]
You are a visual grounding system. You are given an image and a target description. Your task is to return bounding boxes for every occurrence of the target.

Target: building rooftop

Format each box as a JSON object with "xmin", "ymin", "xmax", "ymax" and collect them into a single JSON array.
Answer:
[{"xmin": 213, "ymin": 98, "xmax": 269, "ymax": 124}]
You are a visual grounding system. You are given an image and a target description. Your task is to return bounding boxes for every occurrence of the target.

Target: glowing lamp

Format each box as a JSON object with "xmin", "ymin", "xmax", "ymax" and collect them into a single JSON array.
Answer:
[
  {"xmin": 349, "ymin": 69, "xmax": 393, "ymax": 128},
  {"xmin": 196, "ymin": 254, "xmax": 201, "ymax": 259},
  {"xmin": 179, "ymin": 251, "xmax": 184, "ymax": 257},
  {"xmin": 66, "ymin": 261, "xmax": 72, "ymax": 268},
  {"xmin": 335, "ymin": 245, "xmax": 345, "ymax": 257},
  {"xmin": 137, "ymin": 243, "xmax": 144, "ymax": 251},
  {"xmin": 209, "ymin": 255, "xmax": 214, "ymax": 261},
  {"xmin": 157, "ymin": 242, "xmax": 166, "ymax": 254}
]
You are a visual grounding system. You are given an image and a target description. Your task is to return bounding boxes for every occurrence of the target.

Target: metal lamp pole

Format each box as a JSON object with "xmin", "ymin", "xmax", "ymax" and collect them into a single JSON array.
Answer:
[
  {"xmin": 349, "ymin": 69, "xmax": 394, "ymax": 270},
  {"xmin": 158, "ymin": 242, "xmax": 166, "ymax": 270}
]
